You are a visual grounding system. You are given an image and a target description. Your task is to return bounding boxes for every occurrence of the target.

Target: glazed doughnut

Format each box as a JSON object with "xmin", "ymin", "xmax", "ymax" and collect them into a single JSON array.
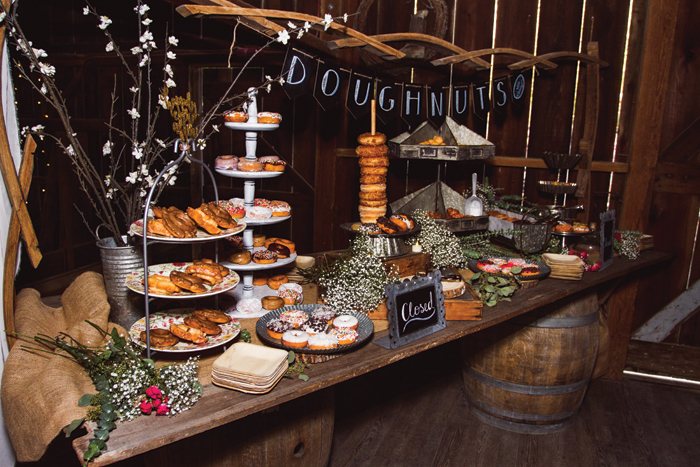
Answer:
[
  {"xmin": 263, "ymin": 160, "xmax": 286, "ymax": 172},
  {"xmin": 224, "ymin": 110, "xmax": 248, "ymax": 122},
  {"xmin": 359, "ymin": 174, "xmax": 386, "ymax": 185},
  {"xmin": 355, "ymin": 144, "xmax": 388, "ymax": 157},
  {"xmin": 261, "ymin": 296, "xmax": 285, "ymax": 311},
  {"xmin": 333, "ymin": 314, "xmax": 359, "ymax": 330},
  {"xmin": 170, "ymin": 323, "xmax": 208, "ymax": 344},
  {"xmin": 253, "ymin": 233, "xmax": 267, "ymax": 247},
  {"xmin": 358, "ymin": 156, "xmax": 389, "ymax": 167},
  {"xmin": 331, "ymin": 327, "xmax": 358, "ymax": 345},
  {"xmin": 278, "ymin": 289, "xmax": 303, "ymax": 305},
  {"xmin": 254, "ymin": 198, "xmax": 270, "ymax": 208},
  {"xmin": 301, "ymin": 317, "xmax": 329, "ymax": 335},
  {"xmin": 311, "ymin": 306, "xmax": 337, "ymax": 324},
  {"xmin": 238, "ymin": 159, "xmax": 263, "ymax": 172},
  {"xmin": 186, "ymin": 206, "xmax": 221, "ymax": 235},
  {"xmin": 185, "ymin": 262, "xmax": 228, "ymax": 285},
  {"xmin": 170, "ymin": 271, "xmax": 207, "ymax": 293},
  {"xmin": 268, "ymin": 243, "xmax": 291, "ymax": 259},
  {"xmin": 193, "ymin": 308, "xmax": 232, "ymax": 324},
  {"xmin": 257, "ymin": 112, "xmax": 282, "ymax": 124},
  {"xmin": 162, "ymin": 210, "xmax": 197, "ymax": 238},
  {"xmin": 264, "ymin": 238, "xmax": 296, "ymax": 253},
  {"xmin": 202, "ymin": 202, "xmax": 238, "ymax": 228},
  {"xmin": 266, "ymin": 318, "xmax": 293, "ymax": 339},
  {"xmin": 236, "ymin": 297, "xmax": 262, "ymax": 315},
  {"xmin": 360, "ymin": 166, "xmax": 389, "ymax": 175},
  {"xmin": 218, "ymin": 201, "xmax": 245, "ymax": 219},
  {"xmin": 140, "ymin": 328, "xmax": 179, "ymax": 347},
  {"xmin": 359, "ymin": 191, "xmax": 387, "ymax": 201},
  {"xmin": 258, "ymin": 155, "xmax": 279, "ymax": 163},
  {"xmin": 228, "ymin": 250, "xmax": 251, "ymax": 264},
  {"xmin": 281, "ymin": 330, "xmax": 309, "ymax": 348},
  {"xmin": 279, "ymin": 310, "xmax": 309, "ymax": 328},
  {"xmin": 145, "ymin": 275, "xmax": 182, "ymax": 295},
  {"xmin": 147, "ymin": 218, "xmax": 173, "ymax": 237},
  {"xmin": 246, "ymin": 206, "xmax": 272, "ymax": 220},
  {"xmin": 252, "ymin": 273, "xmax": 269, "ymax": 286},
  {"xmin": 215, "ymin": 155, "xmax": 237, "ymax": 170},
  {"xmin": 253, "ymin": 250, "xmax": 278, "ymax": 264},
  {"xmin": 307, "ymin": 333, "xmax": 339, "ymax": 350},
  {"xmin": 359, "ymin": 198, "xmax": 388, "ymax": 207},
  {"xmin": 269, "ymin": 201, "xmax": 291, "ymax": 217},
  {"xmin": 376, "ymin": 216, "xmax": 401, "ymax": 235},
  {"xmin": 357, "ymin": 132, "xmax": 387, "ymax": 146},
  {"xmin": 267, "ymin": 274, "xmax": 289, "ymax": 290},
  {"xmin": 184, "ymin": 316, "xmax": 221, "ymax": 335}
]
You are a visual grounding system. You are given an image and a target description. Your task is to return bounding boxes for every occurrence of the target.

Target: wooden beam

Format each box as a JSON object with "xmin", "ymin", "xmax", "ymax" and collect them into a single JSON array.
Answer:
[
  {"xmin": 658, "ymin": 116, "xmax": 700, "ymax": 162},
  {"xmin": 654, "ymin": 161, "xmax": 700, "ymax": 194},
  {"xmin": 508, "ymin": 50, "xmax": 609, "ymax": 70},
  {"xmin": 631, "ymin": 279, "xmax": 700, "ymax": 342},
  {"xmin": 431, "ymin": 47, "xmax": 557, "ymax": 69}
]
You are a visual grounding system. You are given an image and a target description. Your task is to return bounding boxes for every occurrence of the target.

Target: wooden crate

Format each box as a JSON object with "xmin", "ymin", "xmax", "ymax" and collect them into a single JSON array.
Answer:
[{"xmin": 368, "ymin": 282, "xmax": 482, "ymax": 321}]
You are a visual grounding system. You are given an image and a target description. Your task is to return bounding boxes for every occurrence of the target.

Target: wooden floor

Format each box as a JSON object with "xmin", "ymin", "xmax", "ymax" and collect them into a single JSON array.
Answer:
[{"xmin": 328, "ymin": 340, "xmax": 700, "ymax": 467}]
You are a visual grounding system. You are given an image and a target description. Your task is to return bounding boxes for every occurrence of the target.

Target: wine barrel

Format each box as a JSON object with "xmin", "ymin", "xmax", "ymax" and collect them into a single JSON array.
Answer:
[{"xmin": 460, "ymin": 291, "xmax": 599, "ymax": 434}]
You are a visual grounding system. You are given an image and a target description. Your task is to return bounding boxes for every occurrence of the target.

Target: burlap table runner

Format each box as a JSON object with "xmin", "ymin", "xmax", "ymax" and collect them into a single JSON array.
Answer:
[{"xmin": 1, "ymin": 271, "xmax": 125, "ymax": 462}]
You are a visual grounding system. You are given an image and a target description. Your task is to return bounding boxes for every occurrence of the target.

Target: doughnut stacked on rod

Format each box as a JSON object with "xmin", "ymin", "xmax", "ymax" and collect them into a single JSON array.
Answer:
[{"xmin": 356, "ymin": 131, "xmax": 389, "ymax": 223}]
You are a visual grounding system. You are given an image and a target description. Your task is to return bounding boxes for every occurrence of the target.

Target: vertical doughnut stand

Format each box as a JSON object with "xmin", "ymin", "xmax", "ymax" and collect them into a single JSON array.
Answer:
[{"xmin": 216, "ymin": 88, "xmax": 295, "ymax": 304}]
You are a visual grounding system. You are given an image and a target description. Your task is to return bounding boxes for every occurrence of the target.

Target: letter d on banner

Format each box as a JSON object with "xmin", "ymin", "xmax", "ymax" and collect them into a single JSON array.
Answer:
[{"xmin": 281, "ymin": 47, "xmax": 316, "ymax": 99}]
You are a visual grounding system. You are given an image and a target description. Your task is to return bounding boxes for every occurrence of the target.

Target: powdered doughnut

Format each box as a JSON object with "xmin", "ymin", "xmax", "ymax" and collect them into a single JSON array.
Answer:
[
  {"xmin": 267, "ymin": 274, "xmax": 289, "ymax": 290},
  {"xmin": 333, "ymin": 315, "xmax": 359, "ymax": 330},
  {"xmin": 278, "ymin": 289, "xmax": 303, "ymax": 305},
  {"xmin": 360, "ymin": 166, "xmax": 389, "ymax": 175},
  {"xmin": 261, "ymin": 296, "xmax": 285, "ymax": 311},
  {"xmin": 215, "ymin": 155, "xmax": 238, "ymax": 170},
  {"xmin": 281, "ymin": 330, "xmax": 309, "ymax": 348},
  {"xmin": 356, "ymin": 144, "xmax": 388, "ymax": 157},
  {"xmin": 307, "ymin": 333, "xmax": 339, "ymax": 350},
  {"xmin": 331, "ymin": 327, "xmax": 358, "ymax": 345},
  {"xmin": 236, "ymin": 297, "xmax": 262, "ymax": 315},
  {"xmin": 359, "ymin": 198, "xmax": 388, "ymax": 207},
  {"xmin": 229, "ymin": 197, "xmax": 245, "ymax": 207},
  {"xmin": 238, "ymin": 159, "xmax": 263, "ymax": 172},
  {"xmin": 246, "ymin": 206, "xmax": 272, "ymax": 220},
  {"xmin": 357, "ymin": 132, "xmax": 386, "ymax": 146},
  {"xmin": 279, "ymin": 310, "xmax": 309, "ymax": 328},
  {"xmin": 266, "ymin": 318, "xmax": 293, "ymax": 339},
  {"xmin": 360, "ymin": 174, "xmax": 386, "ymax": 184},
  {"xmin": 358, "ymin": 156, "xmax": 389, "ymax": 167}
]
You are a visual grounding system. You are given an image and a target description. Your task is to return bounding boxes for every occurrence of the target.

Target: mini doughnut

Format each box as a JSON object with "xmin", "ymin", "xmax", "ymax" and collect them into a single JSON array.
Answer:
[
  {"xmin": 269, "ymin": 201, "xmax": 291, "ymax": 217},
  {"xmin": 253, "ymin": 249, "xmax": 278, "ymax": 264},
  {"xmin": 360, "ymin": 174, "xmax": 386, "ymax": 184},
  {"xmin": 238, "ymin": 159, "xmax": 263, "ymax": 172},
  {"xmin": 254, "ymin": 198, "xmax": 270, "ymax": 208},
  {"xmin": 267, "ymin": 274, "xmax": 289, "ymax": 290},
  {"xmin": 268, "ymin": 243, "xmax": 291, "ymax": 258},
  {"xmin": 252, "ymin": 273, "xmax": 269, "ymax": 286},
  {"xmin": 359, "ymin": 198, "xmax": 388, "ymax": 207},
  {"xmin": 228, "ymin": 250, "xmax": 251, "ymax": 265},
  {"xmin": 360, "ymin": 183, "xmax": 386, "ymax": 193},
  {"xmin": 359, "ymin": 191, "xmax": 387, "ymax": 201},
  {"xmin": 261, "ymin": 296, "xmax": 285, "ymax": 311},
  {"xmin": 215, "ymin": 155, "xmax": 238, "ymax": 170},
  {"xmin": 301, "ymin": 317, "xmax": 329, "ymax": 335},
  {"xmin": 308, "ymin": 333, "xmax": 339, "ymax": 350},
  {"xmin": 311, "ymin": 306, "xmax": 337, "ymax": 324},
  {"xmin": 266, "ymin": 318, "xmax": 293, "ymax": 339},
  {"xmin": 355, "ymin": 144, "xmax": 388, "ymax": 157},
  {"xmin": 281, "ymin": 330, "xmax": 309, "ymax": 348},
  {"xmin": 357, "ymin": 132, "xmax": 387, "ymax": 146},
  {"xmin": 278, "ymin": 289, "xmax": 303, "ymax": 305},
  {"xmin": 224, "ymin": 110, "xmax": 248, "ymax": 123},
  {"xmin": 264, "ymin": 238, "xmax": 296, "ymax": 253},
  {"xmin": 263, "ymin": 160, "xmax": 286, "ymax": 172},
  {"xmin": 218, "ymin": 200, "xmax": 245, "ymax": 219},
  {"xmin": 193, "ymin": 308, "xmax": 232, "ymax": 324},
  {"xmin": 360, "ymin": 166, "xmax": 389, "ymax": 175},
  {"xmin": 279, "ymin": 310, "xmax": 309, "ymax": 328},
  {"xmin": 246, "ymin": 206, "xmax": 272, "ymax": 220},
  {"xmin": 358, "ymin": 156, "xmax": 389, "ymax": 167},
  {"xmin": 140, "ymin": 328, "xmax": 179, "ymax": 347},
  {"xmin": 333, "ymin": 315, "xmax": 359, "ymax": 330},
  {"xmin": 253, "ymin": 233, "xmax": 267, "ymax": 246},
  {"xmin": 258, "ymin": 155, "xmax": 279, "ymax": 163},
  {"xmin": 258, "ymin": 112, "xmax": 282, "ymax": 124},
  {"xmin": 331, "ymin": 327, "xmax": 358, "ymax": 345},
  {"xmin": 236, "ymin": 297, "xmax": 262, "ymax": 315},
  {"xmin": 279, "ymin": 283, "xmax": 303, "ymax": 294}
]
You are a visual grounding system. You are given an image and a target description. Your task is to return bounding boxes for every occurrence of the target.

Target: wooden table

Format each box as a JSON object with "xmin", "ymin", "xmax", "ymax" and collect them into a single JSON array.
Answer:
[{"xmin": 73, "ymin": 251, "xmax": 670, "ymax": 465}]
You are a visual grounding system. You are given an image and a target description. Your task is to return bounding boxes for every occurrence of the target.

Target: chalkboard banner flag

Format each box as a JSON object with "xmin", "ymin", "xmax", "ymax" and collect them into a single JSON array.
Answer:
[
  {"xmin": 402, "ymin": 83, "xmax": 425, "ymax": 129},
  {"xmin": 427, "ymin": 85, "xmax": 448, "ymax": 128},
  {"xmin": 314, "ymin": 61, "xmax": 346, "ymax": 111},
  {"xmin": 451, "ymin": 85, "xmax": 470, "ymax": 126},
  {"xmin": 374, "ymin": 270, "xmax": 446, "ymax": 350},
  {"xmin": 599, "ymin": 210, "xmax": 616, "ymax": 270},
  {"xmin": 492, "ymin": 76, "xmax": 509, "ymax": 114},
  {"xmin": 472, "ymin": 82, "xmax": 491, "ymax": 121},
  {"xmin": 376, "ymin": 79, "xmax": 401, "ymax": 124},
  {"xmin": 281, "ymin": 47, "xmax": 316, "ymax": 99},
  {"xmin": 346, "ymin": 71, "xmax": 374, "ymax": 119},
  {"xmin": 510, "ymin": 69, "xmax": 531, "ymax": 112}
]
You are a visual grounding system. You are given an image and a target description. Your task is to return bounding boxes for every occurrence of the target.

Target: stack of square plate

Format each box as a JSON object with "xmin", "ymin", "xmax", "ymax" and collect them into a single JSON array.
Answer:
[
  {"xmin": 212, "ymin": 343, "xmax": 289, "ymax": 394},
  {"xmin": 542, "ymin": 253, "xmax": 586, "ymax": 280}
]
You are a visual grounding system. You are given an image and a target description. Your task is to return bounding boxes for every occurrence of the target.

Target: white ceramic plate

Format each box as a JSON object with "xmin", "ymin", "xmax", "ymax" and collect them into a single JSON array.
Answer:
[
  {"xmin": 224, "ymin": 122, "xmax": 279, "ymax": 131},
  {"xmin": 126, "ymin": 263, "xmax": 240, "ymax": 298},
  {"xmin": 215, "ymin": 168, "xmax": 284, "ymax": 179},
  {"xmin": 242, "ymin": 215, "xmax": 291, "ymax": 226},
  {"xmin": 129, "ymin": 219, "xmax": 246, "ymax": 243}
]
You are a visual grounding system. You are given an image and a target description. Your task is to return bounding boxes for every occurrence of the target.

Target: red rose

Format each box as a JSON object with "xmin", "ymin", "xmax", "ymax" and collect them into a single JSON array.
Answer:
[
  {"xmin": 152, "ymin": 398, "xmax": 162, "ymax": 408},
  {"xmin": 139, "ymin": 400, "xmax": 152, "ymax": 415},
  {"xmin": 156, "ymin": 404, "xmax": 169, "ymax": 416},
  {"xmin": 614, "ymin": 233, "xmax": 622, "ymax": 242},
  {"xmin": 146, "ymin": 386, "xmax": 162, "ymax": 399}
]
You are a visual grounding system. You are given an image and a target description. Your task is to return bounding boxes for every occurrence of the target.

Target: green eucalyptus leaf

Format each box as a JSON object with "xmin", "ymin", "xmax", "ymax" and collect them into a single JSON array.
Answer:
[
  {"xmin": 487, "ymin": 276, "xmax": 497, "ymax": 284},
  {"xmin": 101, "ymin": 350, "xmax": 112, "ymax": 360},
  {"xmin": 94, "ymin": 429, "xmax": 110, "ymax": 441},
  {"xmin": 485, "ymin": 299, "xmax": 497, "ymax": 307},
  {"xmin": 501, "ymin": 286, "xmax": 514, "ymax": 295},
  {"xmin": 511, "ymin": 266, "xmax": 522, "ymax": 274},
  {"xmin": 65, "ymin": 418, "xmax": 84, "ymax": 437},
  {"xmin": 471, "ymin": 272, "xmax": 481, "ymax": 281},
  {"xmin": 95, "ymin": 379, "xmax": 109, "ymax": 391},
  {"xmin": 484, "ymin": 285, "xmax": 495, "ymax": 293},
  {"xmin": 288, "ymin": 351, "xmax": 296, "ymax": 364},
  {"xmin": 78, "ymin": 394, "xmax": 94, "ymax": 407},
  {"xmin": 497, "ymin": 277, "xmax": 508, "ymax": 285},
  {"xmin": 502, "ymin": 297, "xmax": 512, "ymax": 302},
  {"xmin": 299, "ymin": 374, "xmax": 309, "ymax": 382},
  {"xmin": 194, "ymin": 381, "xmax": 204, "ymax": 396}
]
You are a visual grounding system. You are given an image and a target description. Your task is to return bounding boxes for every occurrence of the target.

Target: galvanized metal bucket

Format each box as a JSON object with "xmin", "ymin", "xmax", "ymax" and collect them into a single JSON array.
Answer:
[{"xmin": 96, "ymin": 235, "xmax": 144, "ymax": 329}]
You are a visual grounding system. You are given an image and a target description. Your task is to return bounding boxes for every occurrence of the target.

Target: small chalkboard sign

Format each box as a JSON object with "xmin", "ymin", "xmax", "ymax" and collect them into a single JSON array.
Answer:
[
  {"xmin": 373, "ymin": 270, "xmax": 446, "ymax": 350},
  {"xmin": 600, "ymin": 210, "xmax": 616, "ymax": 270}
]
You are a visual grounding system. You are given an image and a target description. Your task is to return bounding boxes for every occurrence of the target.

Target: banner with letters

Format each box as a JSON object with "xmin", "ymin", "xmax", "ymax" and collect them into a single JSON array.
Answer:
[{"xmin": 280, "ymin": 47, "xmax": 533, "ymax": 129}]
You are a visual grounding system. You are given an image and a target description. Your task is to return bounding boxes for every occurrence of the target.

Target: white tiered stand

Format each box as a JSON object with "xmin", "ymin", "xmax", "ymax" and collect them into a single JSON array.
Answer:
[{"xmin": 217, "ymin": 88, "xmax": 296, "ymax": 306}]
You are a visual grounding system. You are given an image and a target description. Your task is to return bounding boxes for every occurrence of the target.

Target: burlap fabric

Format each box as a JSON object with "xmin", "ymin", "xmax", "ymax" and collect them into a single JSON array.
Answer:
[{"xmin": 1, "ymin": 271, "xmax": 124, "ymax": 462}]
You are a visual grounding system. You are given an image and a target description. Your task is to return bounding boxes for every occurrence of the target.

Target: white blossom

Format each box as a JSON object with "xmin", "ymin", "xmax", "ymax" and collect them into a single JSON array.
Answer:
[
  {"xmin": 104, "ymin": 175, "xmax": 111, "ymax": 187},
  {"xmin": 344, "ymin": 13, "xmax": 348, "ymax": 23},
  {"xmin": 139, "ymin": 56, "xmax": 149, "ymax": 67},
  {"xmin": 125, "ymin": 171, "xmax": 138, "ymax": 184},
  {"xmin": 297, "ymin": 29, "xmax": 304, "ymax": 39},
  {"xmin": 145, "ymin": 175, "xmax": 154, "ymax": 187},
  {"xmin": 132, "ymin": 146, "xmax": 144, "ymax": 160},
  {"xmin": 31, "ymin": 124, "xmax": 45, "ymax": 133},
  {"xmin": 165, "ymin": 78, "xmax": 176, "ymax": 88},
  {"xmin": 303, "ymin": 21, "xmax": 311, "ymax": 31},
  {"xmin": 139, "ymin": 189, "xmax": 147, "ymax": 198},
  {"xmin": 105, "ymin": 41, "xmax": 114, "ymax": 52},
  {"xmin": 83, "ymin": 7, "xmax": 90, "ymax": 16},
  {"xmin": 140, "ymin": 164, "xmax": 149, "ymax": 176},
  {"xmin": 322, "ymin": 14, "xmax": 333, "ymax": 30},
  {"xmin": 139, "ymin": 31, "xmax": 153, "ymax": 43},
  {"xmin": 130, "ymin": 86, "xmax": 139, "ymax": 93},
  {"xmin": 136, "ymin": 4, "xmax": 150, "ymax": 15},
  {"xmin": 32, "ymin": 48, "xmax": 47, "ymax": 58},
  {"xmin": 38, "ymin": 63, "xmax": 56, "ymax": 76},
  {"xmin": 127, "ymin": 108, "xmax": 140, "ymax": 119},
  {"xmin": 0, "ymin": 12, "xmax": 5, "ymax": 23},
  {"xmin": 156, "ymin": 138, "xmax": 166, "ymax": 148},
  {"xmin": 131, "ymin": 46, "xmax": 143, "ymax": 55},
  {"xmin": 164, "ymin": 64, "xmax": 173, "ymax": 77},
  {"xmin": 276, "ymin": 29, "xmax": 290, "ymax": 45},
  {"xmin": 278, "ymin": 76, "xmax": 285, "ymax": 85},
  {"xmin": 157, "ymin": 94, "xmax": 168, "ymax": 109},
  {"xmin": 212, "ymin": 124, "xmax": 220, "ymax": 133},
  {"xmin": 66, "ymin": 145, "xmax": 75, "ymax": 156},
  {"xmin": 142, "ymin": 18, "xmax": 153, "ymax": 26},
  {"xmin": 266, "ymin": 83, "xmax": 272, "ymax": 93},
  {"xmin": 40, "ymin": 83, "xmax": 47, "ymax": 94},
  {"xmin": 105, "ymin": 188, "xmax": 115, "ymax": 199},
  {"xmin": 166, "ymin": 51, "xmax": 176, "ymax": 60},
  {"xmin": 98, "ymin": 16, "xmax": 112, "ymax": 30},
  {"xmin": 168, "ymin": 165, "xmax": 178, "ymax": 174},
  {"xmin": 196, "ymin": 139, "xmax": 206, "ymax": 150},
  {"xmin": 168, "ymin": 36, "xmax": 179, "ymax": 46},
  {"xmin": 103, "ymin": 141, "xmax": 113, "ymax": 155},
  {"xmin": 168, "ymin": 175, "xmax": 177, "ymax": 186},
  {"xmin": 288, "ymin": 21, "xmax": 296, "ymax": 30}
]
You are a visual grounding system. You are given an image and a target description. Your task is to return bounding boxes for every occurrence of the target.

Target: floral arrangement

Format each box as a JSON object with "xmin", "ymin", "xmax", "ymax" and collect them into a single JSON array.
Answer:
[
  {"xmin": 318, "ymin": 233, "xmax": 399, "ymax": 314},
  {"xmin": 3, "ymin": 1, "xmax": 352, "ymax": 246},
  {"xmin": 410, "ymin": 210, "xmax": 467, "ymax": 268},
  {"xmin": 614, "ymin": 230, "xmax": 643, "ymax": 259},
  {"xmin": 19, "ymin": 322, "xmax": 201, "ymax": 464}
]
